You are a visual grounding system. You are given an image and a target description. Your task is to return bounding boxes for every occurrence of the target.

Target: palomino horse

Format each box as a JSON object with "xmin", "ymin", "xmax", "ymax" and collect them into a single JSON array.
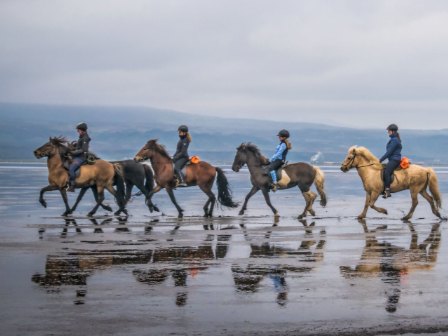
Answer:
[
  {"xmin": 34, "ymin": 137, "xmax": 127, "ymax": 216},
  {"xmin": 340, "ymin": 146, "xmax": 443, "ymax": 220},
  {"xmin": 232, "ymin": 143, "xmax": 327, "ymax": 218},
  {"xmin": 134, "ymin": 139, "xmax": 238, "ymax": 218}
]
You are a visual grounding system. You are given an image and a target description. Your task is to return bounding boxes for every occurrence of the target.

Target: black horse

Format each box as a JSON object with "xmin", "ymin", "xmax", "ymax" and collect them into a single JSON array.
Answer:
[
  {"xmin": 70, "ymin": 160, "xmax": 155, "ymax": 215},
  {"xmin": 232, "ymin": 143, "xmax": 327, "ymax": 218}
]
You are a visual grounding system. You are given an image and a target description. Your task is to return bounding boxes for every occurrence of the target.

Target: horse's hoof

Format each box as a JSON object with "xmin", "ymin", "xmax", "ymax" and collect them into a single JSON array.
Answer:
[
  {"xmin": 298, "ymin": 215, "xmax": 304, "ymax": 219},
  {"xmin": 357, "ymin": 215, "xmax": 365, "ymax": 219},
  {"xmin": 178, "ymin": 213, "xmax": 183, "ymax": 218},
  {"xmin": 114, "ymin": 211, "xmax": 121, "ymax": 216},
  {"xmin": 401, "ymin": 216, "xmax": 411, "ymax": 220},
  {"xmin": 203, "ymin": 213, "xmax": 208, "ymax": 218},
  {"xmin": 40, "ymin": 201, "xmax": 47, "ymax": 208},
  {"xmin": 238, "ymin": 210, "xmax": 244, "ymax": 216},
  {"xmin": 154, "ymin": 206, "xmax": 160, "ymax": 212},
  {"xmin": 87, "ymin": 212, "xmax": 95, "ymax": 217},
  {"xmin": 384, "ymin": 210, "xmax": 388, "ymax": 215},
  {"xmin": 308, "ymin": 210, "xmax": 316, "ymax": 216},
  {"xmin": 104, "ymin": 206, "xmax": 113, "ymax": 212},
  {"xmin": 123, "ymin": 209, "xmax": 129, "ymax": 216}
]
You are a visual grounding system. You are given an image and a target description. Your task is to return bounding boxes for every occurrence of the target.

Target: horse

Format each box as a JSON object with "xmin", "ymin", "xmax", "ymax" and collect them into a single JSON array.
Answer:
[
  {"xmin": 231, "ymin": 143, "xmax": 327, "ymax": 218},
  {"xmin": 70, "ymin": 160, "xmax": 155, "ymax": 215},
  {"xmin": 340, "ymin": 146, "xmax": 443, "ymax": 220},
  {"xmin": 34, "ymin": 137, "xmax": 127, "ymax": 216},
  {"xmin": 134, "ymin": 139, "xmax": 238, "ymax": 218}
]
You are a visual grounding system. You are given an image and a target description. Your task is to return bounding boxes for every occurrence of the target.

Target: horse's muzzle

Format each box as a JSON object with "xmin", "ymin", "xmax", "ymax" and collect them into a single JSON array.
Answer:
[
  {"xmin": 134, "ymin": 156, "xmax": 143, "ymax": 163},
  {"xmin": 340, "ymin": 166, "xmax": 348, "ymax": 173},
  {"xmin": 34, "ymin": 150, "xmax": 42, "ymax": 159}
]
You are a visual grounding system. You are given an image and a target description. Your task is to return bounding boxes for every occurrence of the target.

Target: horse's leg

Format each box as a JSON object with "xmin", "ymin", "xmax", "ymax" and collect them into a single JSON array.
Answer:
[
  {"xmin": 106, "ymin": 185, "xmax": 128, "ymax": 216},
  {"xmin": 125, "ymin": 182, "xmax": 133, "ymax": 205},
  {"xmin": 39, "ymin": 185, "xmax": 58, "ymax": 208},
  {"xmin": 146, "ymin": 185, "xmax": 162, "ymax": 213},
  {"xmin": 239, "ymin": 186, "xmax": 259, "ymax": 215},
  {"xmin": 369, "ymin": 192, "xmax": 388, "ymax": 215},
  {"xmin": 88, "ymin": 186, "xmax": 104, "ymax": 216},
  {"xmin": 419, "ymin": 188, "xmax": 442, "ymax": 219},
  {"xmin": 261, "ymin": 187, "xmax": 278, "ymax": 216},
  {"xmin": 358, "ymin": 192, "xmax": 371, "ymax": 219},
  {"xmin": 306, "ymin": 190, "xmax": 317, "ymax": 216},
  {"xmin": 60, "ymin": 189, "xmax": 72, "ymax": 216},
  {"xmin": 402, "ymin": 188, "xmax": 419, "ymax": 220},
  {"xmin": 298, "ymin": 192, "xmax": 310, "ymax": 219},
  {"xmin": 70, "ymin": 187, "xmax": 89, "ymax": 213},
  {"xmin": 91, "ymin": 185, "xmax": 113, "ymax": 212},
  {"xmin": 199, "ymin": 184, "xmax": 216, "ymax": 217},
  {"xmin": 166, "ymin": 186, "xmax": 184, "ymax": 218}
]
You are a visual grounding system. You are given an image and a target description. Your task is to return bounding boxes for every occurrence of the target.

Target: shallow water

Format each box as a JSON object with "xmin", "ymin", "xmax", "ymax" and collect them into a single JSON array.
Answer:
[{"xmin": 1, "ymin": 163, "xmax": 448, "ymax": 335}]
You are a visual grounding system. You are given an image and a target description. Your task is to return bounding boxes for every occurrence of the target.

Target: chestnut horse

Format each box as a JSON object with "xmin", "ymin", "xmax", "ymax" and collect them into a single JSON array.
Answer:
[
  {"xmin": 34, "ymin": 137, "xmax": 127, "ymax": 216},
  {"xmin": 134, "ymin": 139, "xmax": 238, "ymax": 218},
  {"xmin": 340, "ymin": 146, "xmax": 443, "ymax": 220}
]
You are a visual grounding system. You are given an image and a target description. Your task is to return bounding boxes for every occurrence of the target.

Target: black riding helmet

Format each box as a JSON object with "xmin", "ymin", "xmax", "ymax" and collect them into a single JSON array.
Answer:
[
  {"xmin": 386, "ymin": 124, "xmax": 398, "ymax": 131},
  {"xmin": 277, "ymin": 129, "xmax": 290, "ymax": 138},
  {"xmin": 76, "ymin": 122, "xmax": 88, "ymax": 130},
  {"xmin": 178, "ymin": 125, "xmax": 188, "ymax": 132}
]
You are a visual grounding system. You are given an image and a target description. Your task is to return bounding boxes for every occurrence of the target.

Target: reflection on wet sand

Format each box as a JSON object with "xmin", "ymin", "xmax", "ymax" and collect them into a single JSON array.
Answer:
[
  {"xmin": 340, "ymin": 219, "xmax": 441, "ymax": 313},
  {"xmin": 233, "ymin": 219, "xmax": 325, "ymax": 306}
]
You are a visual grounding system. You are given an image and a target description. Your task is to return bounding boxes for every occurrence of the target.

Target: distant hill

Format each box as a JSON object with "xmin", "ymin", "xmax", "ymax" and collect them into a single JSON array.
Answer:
[{"xmin": 1, "ymin": 102, "xmax": 448, "ymax": 163}]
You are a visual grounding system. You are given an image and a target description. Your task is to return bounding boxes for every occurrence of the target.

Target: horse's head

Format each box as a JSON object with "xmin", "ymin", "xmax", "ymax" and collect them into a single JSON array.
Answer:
[
  {"xmin": 34, "ymin": 137, "xmax": 69, "ymax": 159},
  {"xmin": 134, "ymin": 140, "xmax": 156, "ymax": 163},
  {"xmin": 232, "ymin": 143, "xmax": 248, "ymax": 172},
  {"xmin": 340, "ymin": 146, "xmax": 359, "ymax": 172}
]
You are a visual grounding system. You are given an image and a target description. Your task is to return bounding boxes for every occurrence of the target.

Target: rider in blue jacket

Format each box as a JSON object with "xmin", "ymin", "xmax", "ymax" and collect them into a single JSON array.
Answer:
[
  {"xmin": 269, "ymin": 129, "xmax": 291, "ymax": 191},
  {"xmin": 379, "ymin": 124, "xmax": 402, "ymax": 199}
]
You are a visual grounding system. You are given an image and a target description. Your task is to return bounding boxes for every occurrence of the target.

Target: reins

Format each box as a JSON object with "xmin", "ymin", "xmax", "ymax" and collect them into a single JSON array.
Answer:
[{"xmin": 342, "ymin": 153, "xmax": 376, "ymax": 169}]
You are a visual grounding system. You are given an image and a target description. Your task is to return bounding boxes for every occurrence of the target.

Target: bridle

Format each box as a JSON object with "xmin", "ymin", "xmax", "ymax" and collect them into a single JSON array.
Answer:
[{"xmin": 341, "ymin": 153, "xmax": 375, "ymax": 169}]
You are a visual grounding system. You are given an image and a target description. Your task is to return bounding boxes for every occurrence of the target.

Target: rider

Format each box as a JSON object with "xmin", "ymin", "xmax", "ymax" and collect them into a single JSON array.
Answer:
[
  {"xmin": 173, "ymin": 125, "xmax": 191, "ymax": 187},
  {"xmin": 67, "ymin": 122, "xmax": 91, "ymax": 192},
  {"xmin": 269, "ymin": 129, "xmax": 291, "ymax": 191},
  {"xmin": 379, "ymin": 124, "xmax": 402, "ymax": 199}
]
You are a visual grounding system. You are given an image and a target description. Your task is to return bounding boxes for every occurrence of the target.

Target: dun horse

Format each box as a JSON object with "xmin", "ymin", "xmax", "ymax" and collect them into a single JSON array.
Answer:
[
  {"xmin": 134, "ymin": 139, "xmax": 238, "ymax": 218},
  {"xmin": 340, "ymin": 146, "xmax": 443, "ymax": 220},
  {"xmin": 34, "ymin": 137, "xmax": 127, "ymax": 216},
  {"xmin": 232, "ymin": 143, "xmax": 327, "ymax": 218}
]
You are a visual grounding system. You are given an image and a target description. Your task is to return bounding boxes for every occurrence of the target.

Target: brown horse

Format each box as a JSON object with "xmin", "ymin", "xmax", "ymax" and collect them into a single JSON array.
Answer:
[
  {"xmin": 340, "ymin": 146, "xmax": 443, "ymax": 220},
  {"xmin": 232, "ymin": 143, "xmax": 326, "ymax": 218},
  {"xmin": 134, "ymin": 139, "xmax": 238, "ymax": 218},
  {"xmin": 34, "ymin": 137, "xmax": 127, "ymax": 216}
]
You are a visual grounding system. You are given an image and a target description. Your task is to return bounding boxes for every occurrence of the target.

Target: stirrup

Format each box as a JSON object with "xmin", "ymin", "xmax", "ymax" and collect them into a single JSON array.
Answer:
[{"xmin": 271, "ymin": 183, "xmax": 277, "ymax": 192}]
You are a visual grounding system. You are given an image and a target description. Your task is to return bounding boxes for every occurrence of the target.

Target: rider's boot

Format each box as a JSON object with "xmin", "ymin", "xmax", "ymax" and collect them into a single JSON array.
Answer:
[
  {"xmin": 270, "ymin": 171, "xmax": 277, "ymax": 192},
  {"xmin": 67, "ymin": 182, "xmax": 75, "ymax": 193},
  {"xmin": 382, "ymin": 188, "xmax": 391, "ymax": 199},
  {"xmin": 177, "ymin": 172, "xmax": 187, "ymax": 187}
]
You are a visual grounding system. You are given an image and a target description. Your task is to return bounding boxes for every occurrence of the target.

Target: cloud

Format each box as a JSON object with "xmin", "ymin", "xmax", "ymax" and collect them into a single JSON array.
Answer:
[{"xmin": 1, "ymin": 0, "xmax": 448, "ymax": 129}]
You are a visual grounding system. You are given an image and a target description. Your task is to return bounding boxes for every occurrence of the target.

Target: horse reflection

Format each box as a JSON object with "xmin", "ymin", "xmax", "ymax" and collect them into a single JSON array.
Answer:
[
  {"xmin": 133, "ymin": 228, "xmax": 231, "ymax": 306},
  {"xmin": 232, "ymin": 219, "xmax": 325, "ymax": 306},
  {"xmin": 340, "ymin": 220, "xmax": 441, "ymax": 313}
]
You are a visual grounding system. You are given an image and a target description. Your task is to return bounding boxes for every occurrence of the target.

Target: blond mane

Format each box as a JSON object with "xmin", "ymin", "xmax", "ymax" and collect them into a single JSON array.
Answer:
[{"xmin": 349, "ymin": 146, "xmax": 382, "ymax": 169}]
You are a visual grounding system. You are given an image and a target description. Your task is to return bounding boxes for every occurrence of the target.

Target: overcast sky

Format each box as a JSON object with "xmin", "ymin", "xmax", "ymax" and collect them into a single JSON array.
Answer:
[{"xmin": 1, "ymin": 0, "xmax": 448, "ymax": 129}]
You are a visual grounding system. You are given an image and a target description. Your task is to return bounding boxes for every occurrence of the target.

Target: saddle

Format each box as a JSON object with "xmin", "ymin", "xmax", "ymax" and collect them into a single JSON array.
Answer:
[
  {"xmin": 62, "ymin": 152, "xmax": 99, "ymax": 179},
  {"xmin": 172, "ymin": 160, "xmax": 191, "ymax": 186},
  {"xmin": 262, "ymin": 161, "xmax": 291, "ymax": 190}
]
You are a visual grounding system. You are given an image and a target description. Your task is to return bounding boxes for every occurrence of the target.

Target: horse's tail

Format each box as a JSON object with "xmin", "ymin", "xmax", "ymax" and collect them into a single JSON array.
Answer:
[
  {"xmin": 427, "ymin": 168, "xmax": 442, "ymax": 210},
  {"xmin": 144, "ymin": 164, "xmax": 154, "ymax": 193},
  {"xmin": 313, "ymin": 166, "xmax": 327, "ymax": 207},
  {"xmin": 113, "ymin": 163, "xmax": 127, "ymax": 209},
  {"xmin": 215, "ymin": 167, "xmax": 239, "ymax": 208}
]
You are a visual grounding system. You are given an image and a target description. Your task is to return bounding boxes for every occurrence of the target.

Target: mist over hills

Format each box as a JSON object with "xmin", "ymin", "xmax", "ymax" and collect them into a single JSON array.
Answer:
[{"xmin": 1, "ymin": 102, "xmax": 448, "ymax": 163}]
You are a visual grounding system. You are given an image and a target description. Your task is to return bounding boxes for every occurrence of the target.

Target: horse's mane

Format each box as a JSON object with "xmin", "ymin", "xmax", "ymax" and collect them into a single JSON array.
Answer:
[
  {"xmin": 50, "ymin": 136, "xmax": 70, "ymax": 156},
  {"xmin": 350, "ymin": 146, "xmax": 381, "ymax": 168},
  {"xmin": 147, "ymin": 139, "xmax": 172, "ymax": 161},
  {"xmin": 239, "ymin": 142, "xmax": 269, "ymax": 165}
]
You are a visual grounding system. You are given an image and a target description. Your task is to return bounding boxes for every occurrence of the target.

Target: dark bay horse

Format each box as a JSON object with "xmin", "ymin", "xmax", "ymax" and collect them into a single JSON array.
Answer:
[
  {"xmin": 34, "ymin": 137, "xmax": 127, "ymax": 216},
  {"xmin": 70, "ymin": 160, "xmax": 155, "ymax": 215},
  {"xmin": 232, "ymin": 143, "xmax": 326, "ymax": 218},
  {"xmin": 134, "ymin": 139, "xmax": 238, "ymax": 218}
]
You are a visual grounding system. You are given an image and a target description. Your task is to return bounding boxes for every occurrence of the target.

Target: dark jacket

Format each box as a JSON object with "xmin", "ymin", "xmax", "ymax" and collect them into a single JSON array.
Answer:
[
  {"xmin": 380, "ymin": 132, "xmax": 402, "ymax": 163},
  {"xmin": 173, "ymin": 135, "xmax": 189, "ymax": 162},
  {"xmin": 71, "ymin": 133, "xmax": 91, "ymax": 160}
]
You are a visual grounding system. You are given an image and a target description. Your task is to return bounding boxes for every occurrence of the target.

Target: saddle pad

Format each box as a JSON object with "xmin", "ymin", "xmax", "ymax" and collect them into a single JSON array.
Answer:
[
  {"xmin": 262, "ymin": 165, "xmax": 270, "ymax": 176},
  {"xmin": 172, "ymin": 162, "xmax": 187, "ymax": 179}
]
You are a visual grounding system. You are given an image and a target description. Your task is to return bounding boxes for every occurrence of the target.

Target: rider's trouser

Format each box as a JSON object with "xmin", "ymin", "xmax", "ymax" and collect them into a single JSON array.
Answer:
[
  {"xmin": 269, "ymin": 159, "xmax": 284, "ymax": 184},
  {"xmin": 174, "ymin": 157, "xmax": 189, "ymax": 182},
  {"xmin": 384, "ymin": 159, "xmax": 401, "ymax": 188},
  {"xmin": 69, "ymin": 158, "xmax": 84, "ymax": 186}
]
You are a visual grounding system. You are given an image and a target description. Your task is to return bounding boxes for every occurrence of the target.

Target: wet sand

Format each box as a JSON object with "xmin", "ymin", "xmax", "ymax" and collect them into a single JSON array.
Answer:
[{"xmin": 1, "ymin": 163, "xmax": 448, "ymax": 335}]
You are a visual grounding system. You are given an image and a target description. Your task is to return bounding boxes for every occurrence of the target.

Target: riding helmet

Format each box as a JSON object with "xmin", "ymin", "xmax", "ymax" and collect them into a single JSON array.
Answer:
[
  {"xmin": 386, "ymin": 124, "xmax": 398, "ymax": 131},
  {"xmin": 178, "ymin": 125, "xmax": 189, "ymax": 132},
  {"xmin": 76, "ymin": 122, "xmax": 88, "ymax": 130},
  {"xmin": 277, "ymin": 129, "xmax": 290, "ymax": 138}
]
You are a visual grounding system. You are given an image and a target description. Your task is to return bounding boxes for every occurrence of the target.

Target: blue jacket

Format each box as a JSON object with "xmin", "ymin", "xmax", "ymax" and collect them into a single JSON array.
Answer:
[
  {"xmin": 270, "ymin": 141, "xmax": 288, "ymax": 162},
  {"xmin": 380, "ymin": 133, "xmax": 402, "ymax": 163}
]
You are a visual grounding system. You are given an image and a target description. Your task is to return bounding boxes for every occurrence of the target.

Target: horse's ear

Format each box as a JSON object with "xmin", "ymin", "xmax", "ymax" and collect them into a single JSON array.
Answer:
[{"xmin": 351, "ymin": 147, "xmax": 357, "ymax": 154}]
